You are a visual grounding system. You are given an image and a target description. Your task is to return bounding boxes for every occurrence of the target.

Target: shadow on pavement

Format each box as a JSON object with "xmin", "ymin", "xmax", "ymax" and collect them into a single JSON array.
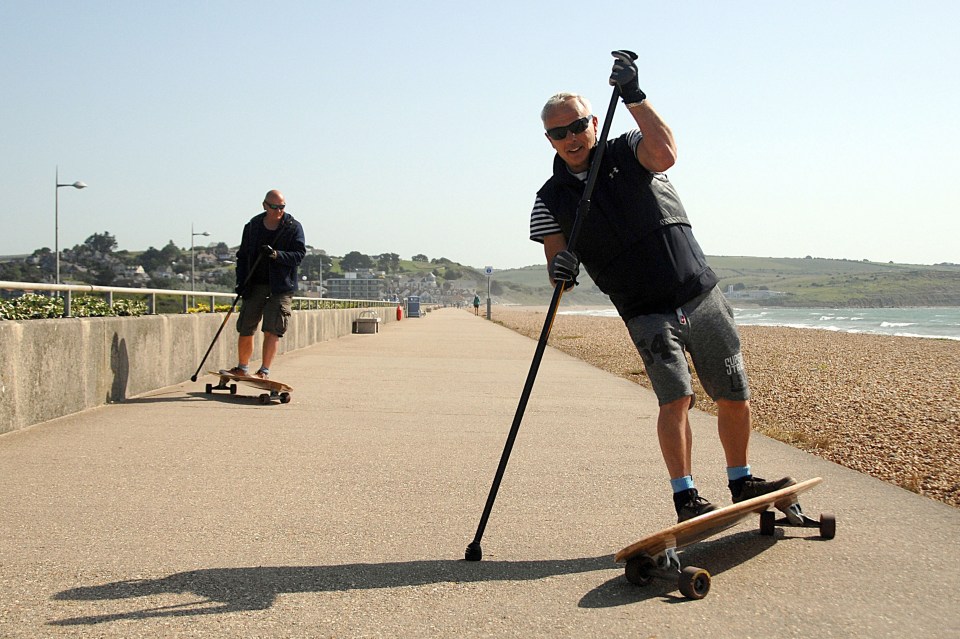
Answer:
[
  {"xmin": 118, "ymin": 392, "xmax": 265, "ymax": 406},
  {"xmin": 580, "ymin": 529, "xmax": 781, "ymax": 607},
  {"xmin": 50, "ymin": 555, "xmax": 614, "ymax": 626}
]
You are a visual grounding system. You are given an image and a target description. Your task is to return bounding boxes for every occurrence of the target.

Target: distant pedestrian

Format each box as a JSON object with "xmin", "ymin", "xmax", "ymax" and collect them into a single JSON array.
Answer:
[
  {"xmin": 226, "ymin": 189, "xmax": 306, "ymax": 379},
  {"xmin": 473, "ymin": 294, "xmax": 481, "ymax": 315},
  {"xmin": 530, "ymin": 51, "xmax": 794, "ymax": 522}
]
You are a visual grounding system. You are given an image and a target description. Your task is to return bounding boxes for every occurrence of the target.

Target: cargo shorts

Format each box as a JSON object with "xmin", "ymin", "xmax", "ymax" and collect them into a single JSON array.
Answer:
[
  {"xmin": 625, "ymin": 286, "xmax": 750, "ymax": 406},
  {"xmin": 236, "ymin": 284, "xmax": 292, "ymax": 337}
]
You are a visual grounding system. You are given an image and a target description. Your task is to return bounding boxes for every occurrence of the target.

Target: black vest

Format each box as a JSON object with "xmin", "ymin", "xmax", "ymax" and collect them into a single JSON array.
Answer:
[{"xmin": 536, "ymin": 134, "xmax": 696, "ymax": 294}]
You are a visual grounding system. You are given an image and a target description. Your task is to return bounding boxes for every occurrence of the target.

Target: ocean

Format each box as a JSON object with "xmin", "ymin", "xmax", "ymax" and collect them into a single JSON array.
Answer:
[{"xmin": 557, "ymin": 306, "xmax": 960, "ymax": 341}]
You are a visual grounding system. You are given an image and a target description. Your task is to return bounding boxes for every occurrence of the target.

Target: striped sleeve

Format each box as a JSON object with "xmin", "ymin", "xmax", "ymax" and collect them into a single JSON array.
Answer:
[
  {"xmin": 529, "ymin": 196, "xmax": 562, "ymax": 243},
  {"xmin": 626, "ymin": 128, "xmax": 643, "ymax": 154}
]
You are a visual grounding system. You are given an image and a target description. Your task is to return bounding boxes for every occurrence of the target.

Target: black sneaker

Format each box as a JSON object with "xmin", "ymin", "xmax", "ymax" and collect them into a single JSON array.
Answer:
[
  {"xmin": 729, "ymin": 476, "xmax": 796, "ymax": 503},
  {"xmin": 674, "ymin": 488, "xmax": 720, "ymax": 523}
]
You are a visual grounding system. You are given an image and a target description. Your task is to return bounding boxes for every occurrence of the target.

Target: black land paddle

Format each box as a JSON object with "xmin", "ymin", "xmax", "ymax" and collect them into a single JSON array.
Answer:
[
  {"xmin": 190, "ymin": 252, "xmax": 263, "ymax": 382},
  {"xmin": 465, "ymin": 54, "xmax": 633, "ymax": 561}
]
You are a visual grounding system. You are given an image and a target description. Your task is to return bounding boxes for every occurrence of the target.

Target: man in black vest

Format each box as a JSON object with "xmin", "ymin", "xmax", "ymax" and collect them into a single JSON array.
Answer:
[{"xmin": 529, "ymin": 51, "xmax": 794, "ymax": 522}]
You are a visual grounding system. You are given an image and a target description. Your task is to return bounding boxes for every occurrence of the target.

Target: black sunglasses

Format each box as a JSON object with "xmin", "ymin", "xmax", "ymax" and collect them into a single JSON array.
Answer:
[
  {"xmin": 265, "ymin": 202, "xmax": 286, "ymax": 211},
  {"xmin": 546, "ymin": 115, "xmax": 592, "ymax": 141}
]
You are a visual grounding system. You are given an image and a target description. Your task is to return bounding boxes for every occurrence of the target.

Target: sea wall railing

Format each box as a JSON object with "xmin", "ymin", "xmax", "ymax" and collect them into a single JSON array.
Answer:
[{"xmin": 0, "ymin": 280, "xmax": 396, "ymax": 317}]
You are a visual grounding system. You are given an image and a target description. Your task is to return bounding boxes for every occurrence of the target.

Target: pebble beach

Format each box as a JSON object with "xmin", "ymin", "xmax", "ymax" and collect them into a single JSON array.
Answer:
[{"xmin": 490, "ymin": 305, "xmax": 960, "ymax": 508}]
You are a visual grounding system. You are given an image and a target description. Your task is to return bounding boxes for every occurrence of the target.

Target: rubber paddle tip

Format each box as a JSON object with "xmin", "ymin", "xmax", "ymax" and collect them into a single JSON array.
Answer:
[
  {"xmin": 190, "ymin": 375, "xmax": 198, "ymax": 382},
  {"xmin": 464, "ymin": 542, "xmax": 483, "ymax": 561}
]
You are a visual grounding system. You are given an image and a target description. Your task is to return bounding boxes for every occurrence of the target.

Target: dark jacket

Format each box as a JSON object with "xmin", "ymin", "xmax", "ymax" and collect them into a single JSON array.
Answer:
[
  {"xmin": 537, "ymin": 133, "xmax": 717, "ymax": 318},
  {"xmin": 236, "ymin": 212, "xmax": 306, "ymax": 295}
]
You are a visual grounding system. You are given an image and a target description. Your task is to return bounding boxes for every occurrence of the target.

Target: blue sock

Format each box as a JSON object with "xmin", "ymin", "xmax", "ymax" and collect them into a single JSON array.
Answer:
[
  {"xmin": 257, "ymin": 367, "xmax": 269, "ymax": 375},
  {"xmin": 727, "ymin": 465, "xmax": 752, "ymax": 481},
  {"xmin": 670, "ymin": 475, "xmax": 695, "ymax": 493},
  {"xmin": 237, "ymin": 364, "xmax": 249, "ymax": 373}
]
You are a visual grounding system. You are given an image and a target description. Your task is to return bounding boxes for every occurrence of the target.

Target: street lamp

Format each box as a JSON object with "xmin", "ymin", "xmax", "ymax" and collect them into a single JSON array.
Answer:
[
  {"xmin": 55, "ymin": 166, "xmax": 87, "ymax": 285},
  {"xmin": 190, "ymin": 223, "xmax": 210, "ymax": 291}
]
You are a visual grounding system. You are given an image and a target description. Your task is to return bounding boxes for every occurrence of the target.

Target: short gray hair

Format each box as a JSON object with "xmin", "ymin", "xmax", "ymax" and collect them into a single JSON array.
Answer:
[{"xmin": 540, "ymin": 93, "xmax": 592, "ymax": 124}]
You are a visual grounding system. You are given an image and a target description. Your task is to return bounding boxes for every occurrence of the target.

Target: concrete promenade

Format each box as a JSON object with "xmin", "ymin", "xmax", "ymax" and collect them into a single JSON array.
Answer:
[{"xmin": 1, "ymin": 307, "xmax": 958, "ymax": 637}]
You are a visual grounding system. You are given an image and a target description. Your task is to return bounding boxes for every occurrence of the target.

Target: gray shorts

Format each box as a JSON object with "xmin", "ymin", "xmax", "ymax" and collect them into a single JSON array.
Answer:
[
  {"xmin": 625, "ymin": 286, "xmax": 750, "ymax": 405},
  {"xmin": 236, "ymin": 284, "xmax": 292, "ymax": 337}
]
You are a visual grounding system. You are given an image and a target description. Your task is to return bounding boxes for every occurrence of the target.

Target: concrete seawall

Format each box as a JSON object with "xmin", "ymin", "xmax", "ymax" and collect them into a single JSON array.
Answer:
[{"xmin": 0, "ymin": 306, "xmax": 395, "ymax": 434}]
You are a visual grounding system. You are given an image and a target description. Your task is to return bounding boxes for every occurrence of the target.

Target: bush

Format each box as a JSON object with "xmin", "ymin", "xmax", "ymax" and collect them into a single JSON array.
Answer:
[
  {"xmin": 188, "ymin": 302, "xmax": 232, "ymax": 313},
  {"xmin": 0, "ymin": 294, "xmax": 63, "ymax": 320},
  {"xmin": 0, "ymin": 294, "xmax": 147, "ymax": 320}
]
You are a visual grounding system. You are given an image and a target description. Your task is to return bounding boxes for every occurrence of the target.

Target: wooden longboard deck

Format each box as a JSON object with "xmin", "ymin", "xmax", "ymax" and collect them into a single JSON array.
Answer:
[
  {"xmin": 615, "ymin": 477, "xmax": 822, "ymax": 563},
  {"xmin": 209, "ymin": 370, "xmax": 293, "ymax": 393}
]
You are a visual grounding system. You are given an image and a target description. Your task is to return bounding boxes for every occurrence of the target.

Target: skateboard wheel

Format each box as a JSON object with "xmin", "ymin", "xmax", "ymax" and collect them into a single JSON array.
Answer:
[
  {"xmin": 258, "ymin": 394, "xmax": 270, "ymax": 404},
  {"xmin": 624, "ymin": 556, "xmax": 656, "ymax": 586},
  {"xmin": 230, "ymin": 384, "xmax": 237, "ymax": 395},
  {"xmin": 760, "ymin": 510, "xmax": 776, "ymax": 536},
  {"xmin": 819, "ymin": 512, "xmax": 836, "ymax": 539},
  {"xmin": 205, "ymin": 383, "xmax": 213, "ymax": 394},
  {"xmin": 678, "ymin": 566, "xmax": 711, "ymax": 600},
  {"xmin": 280, "ymin": 392, "xmax": 291, "ymax": 404}
]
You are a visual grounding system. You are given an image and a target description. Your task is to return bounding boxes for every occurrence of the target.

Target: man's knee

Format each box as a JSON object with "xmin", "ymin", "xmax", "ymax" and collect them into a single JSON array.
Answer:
[
  {"xmin": 660, "ymin": 395, "xmax": 694, "ymax": 416},
  {"xmin": 716, "ymin": 398, "xmax": 750, "ymax": 417}
]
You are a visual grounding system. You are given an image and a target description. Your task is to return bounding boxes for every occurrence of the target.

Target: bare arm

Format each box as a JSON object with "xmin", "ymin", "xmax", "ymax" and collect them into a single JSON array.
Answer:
[{"xmin": 626, "ymin": 100, "xmax": 677, "ymax": 172}]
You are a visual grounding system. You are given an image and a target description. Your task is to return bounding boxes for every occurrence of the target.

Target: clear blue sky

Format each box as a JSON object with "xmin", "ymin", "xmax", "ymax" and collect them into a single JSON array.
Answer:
[{"xmin": 2, "ymin": 1, "xmax": 957, "ymax": 269}]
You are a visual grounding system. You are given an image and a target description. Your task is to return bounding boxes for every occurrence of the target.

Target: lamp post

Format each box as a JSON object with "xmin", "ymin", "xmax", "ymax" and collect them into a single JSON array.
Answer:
[
  {"xmin": 55, "ymin": 166, "xmax": 87, "ymax": 285},
  {"xmin": 191, "ymin": 223, "xmax": 210, "ymax": 292}
]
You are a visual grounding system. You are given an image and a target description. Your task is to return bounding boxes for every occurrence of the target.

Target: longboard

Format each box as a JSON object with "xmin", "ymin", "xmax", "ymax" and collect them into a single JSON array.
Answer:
[
  {"xmin": 205, "ymin": 370, "xmax": 293, "ymax": 404},
  {"xmin": 615, "ymin": 477, "xmax": 835, "ymax": 599}
]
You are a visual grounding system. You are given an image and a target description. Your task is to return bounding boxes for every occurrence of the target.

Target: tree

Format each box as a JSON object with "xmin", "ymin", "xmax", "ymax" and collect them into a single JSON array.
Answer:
[
  {"xmin": 376, "ymin": 253, "xmax": 400, "ymax": 273},
  {"xmin": 160, "ymin": 240, "xmax": 182, "ymax": 263},
  {"xmin": 84, "ymin": 232, "xmax": 118, "ymax": 254},
  {"xmin": 139, "ymin": 247, "xmax": 167, "ymax": 273},
  {"xmin": 0, "ymin": 260, "xmax": 43, "ymax": 283},
  {"xmin": 93, "ymin": 265, "xmax": 117, "ymax": 286},
  {"xmin": 340, "ymin": 251, "xmax": 373, "ymax": 271},
  {"xmin": 301, "ymin": 253, "xmax": 331, "ymax": 280},
  {"xmin": 412, "ymin": 254, "xmax": 428, "ymax": 262}
]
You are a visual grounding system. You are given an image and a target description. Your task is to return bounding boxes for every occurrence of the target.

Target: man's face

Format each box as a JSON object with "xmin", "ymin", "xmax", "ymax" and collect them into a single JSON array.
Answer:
[
  {"xmin": 263, "ymin": 194, "xmax": 286, "ymax": 218},
  {"xmin": 543, "ymin": 99, "xmax": 597, "ymax": 173}
]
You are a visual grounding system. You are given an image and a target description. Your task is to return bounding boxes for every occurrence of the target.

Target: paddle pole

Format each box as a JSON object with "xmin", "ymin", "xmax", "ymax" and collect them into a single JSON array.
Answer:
[
  {"xmin": 190, "ymin": 252, "xmax": 263, "ymax": 382},
  {"xmin": 465, "ymin": 67, "xmax": 628, "ymax": 561}
]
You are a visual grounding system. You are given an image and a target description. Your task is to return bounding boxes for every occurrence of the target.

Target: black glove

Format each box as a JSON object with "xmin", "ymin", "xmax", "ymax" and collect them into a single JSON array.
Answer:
[
  {"xmin": 260, "ymin": 244, "xmax": 277, "ymax": 260},
  {"xmin": 609, "ymin": 50, "xmax": 646, "ymax": 105},
  {"xmin": 549, "ymin": 250, "xmax": 580, "ymax": 290}
]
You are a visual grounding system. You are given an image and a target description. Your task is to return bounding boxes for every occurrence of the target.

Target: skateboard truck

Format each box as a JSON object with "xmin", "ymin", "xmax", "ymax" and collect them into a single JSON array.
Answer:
[
  {"xmin": 761, "ymin": 502, "xmax": 836, "ymax": 538},
  {"xmin": 206, "ymin": 376, "xmax": 238, "ymax": 395},
  {"xmin": 625, "ymin": 543, "xmax": 712, "ymax": 599}
]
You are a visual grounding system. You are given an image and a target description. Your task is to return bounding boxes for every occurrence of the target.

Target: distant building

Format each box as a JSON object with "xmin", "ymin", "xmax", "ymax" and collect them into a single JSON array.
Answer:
[{"xmin": 325, "ymin": 272, "xmax": 384, "ymax": 300}]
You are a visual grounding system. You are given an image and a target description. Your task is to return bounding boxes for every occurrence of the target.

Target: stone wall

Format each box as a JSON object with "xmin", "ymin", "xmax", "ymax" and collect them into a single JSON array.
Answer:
[{"xmin": 0, "ymin": 307, "xmax": 393, "ymax": 434}]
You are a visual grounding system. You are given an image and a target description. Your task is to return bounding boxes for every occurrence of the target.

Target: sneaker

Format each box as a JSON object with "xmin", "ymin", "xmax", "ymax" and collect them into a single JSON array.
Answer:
[
  {"xmin": 226, "ymin": 366, "xmax": 249, "ymax": 377},
  {"xmin": 674, "ymin": 488, "xmax": 720, "ymax": 523},
  {"xmin": 729, "ymin": 476, "xmax": 796, "ymax": 503},
  {"xmin": 253, "ymin": 369, "xmax": 269, "ymax": 379}
]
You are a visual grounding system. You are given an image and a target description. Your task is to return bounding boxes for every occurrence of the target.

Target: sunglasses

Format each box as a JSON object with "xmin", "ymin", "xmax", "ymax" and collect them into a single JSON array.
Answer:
[
  {"xmin": 265, "ymin": 202, "xmax": 286, "ymax": 211},
  {"xmin": 546, "ymin": 115, "xmax": 592, "ymax": 140}
]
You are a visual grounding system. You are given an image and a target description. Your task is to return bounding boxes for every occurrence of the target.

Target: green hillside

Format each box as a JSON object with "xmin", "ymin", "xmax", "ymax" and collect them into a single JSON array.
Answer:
[{"xmin": 488, "ymin": 257, "xmax": 960, "ymax": 308}]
